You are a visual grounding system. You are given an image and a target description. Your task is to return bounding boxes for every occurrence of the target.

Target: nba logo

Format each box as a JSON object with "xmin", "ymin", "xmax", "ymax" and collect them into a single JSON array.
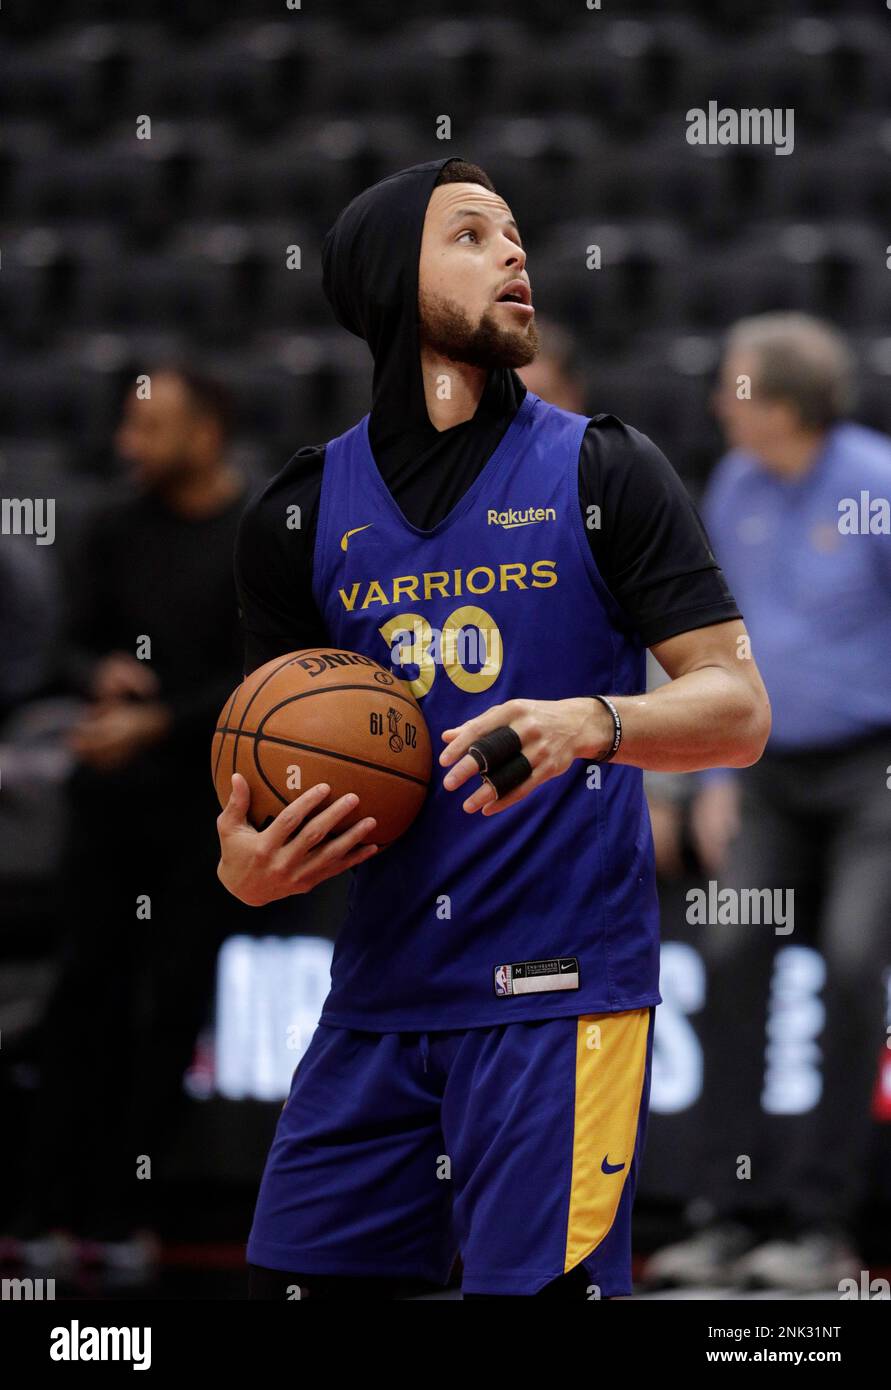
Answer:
[{"xmin": 494, "ymin": 964, "xmax": 511, "ymax": 997}]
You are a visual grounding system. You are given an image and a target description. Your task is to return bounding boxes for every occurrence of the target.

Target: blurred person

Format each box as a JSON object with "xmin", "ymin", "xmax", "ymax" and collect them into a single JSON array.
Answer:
[
  {"xmin": 647, "ymin": 314, "xmax": 891, "ymax": 1291},
  {"xmin": 8, "ymin": 367, "xmax": 247, "ymax": 1275},
  {"xmin": 219, "ymin": 157, "xmax": 768, "ymax": 1300},
  {"xmin": 516, "ymin": 315, "xmax": 586, "ymax": 414}
]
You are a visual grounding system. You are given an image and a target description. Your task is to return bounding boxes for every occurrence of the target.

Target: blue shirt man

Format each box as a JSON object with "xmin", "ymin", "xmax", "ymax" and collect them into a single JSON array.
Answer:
[{"xmin": 704, "ymin": 421, "xmax": 891, "ymax": 750}]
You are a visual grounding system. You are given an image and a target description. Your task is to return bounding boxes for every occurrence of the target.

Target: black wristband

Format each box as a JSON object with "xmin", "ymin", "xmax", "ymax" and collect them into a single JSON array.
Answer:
[{"xmin": 591, "ymin": 694, "xmax": 622, "ymax": 762}]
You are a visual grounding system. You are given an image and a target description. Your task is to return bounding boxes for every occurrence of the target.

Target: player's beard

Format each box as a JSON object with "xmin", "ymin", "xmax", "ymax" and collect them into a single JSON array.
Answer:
[{"xmin": 418, "ymin": 287, "xmax": 539, "ymax": 369}]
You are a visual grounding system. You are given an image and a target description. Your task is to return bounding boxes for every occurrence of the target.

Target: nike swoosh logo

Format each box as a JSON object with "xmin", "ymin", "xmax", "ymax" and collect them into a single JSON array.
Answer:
[
  {"xmin": 341, "ymin": 524, "xmax": 373, "ymax": 551},
  {"xmin": 601, "ymin": 1156, "xmax": 626, "ymax": 1175}
]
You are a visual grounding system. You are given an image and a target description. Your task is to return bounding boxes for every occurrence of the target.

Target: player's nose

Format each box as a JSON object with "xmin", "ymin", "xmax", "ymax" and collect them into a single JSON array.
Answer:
[{"xmin": 500, "ymin": 237, "xmax": 526, "ymax": 273}]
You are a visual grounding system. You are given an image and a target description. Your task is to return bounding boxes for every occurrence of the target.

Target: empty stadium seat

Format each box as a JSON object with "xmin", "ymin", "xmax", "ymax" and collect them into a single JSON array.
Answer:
[{"xmin": 3, "ymin": 10, "xmax": 891, "ymax": 481}]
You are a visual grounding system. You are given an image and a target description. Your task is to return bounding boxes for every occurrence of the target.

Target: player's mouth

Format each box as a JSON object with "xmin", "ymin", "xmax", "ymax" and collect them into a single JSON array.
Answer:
[{"xmin": 495, "ymin": 279, "xmax": 534, "ymax": 316}]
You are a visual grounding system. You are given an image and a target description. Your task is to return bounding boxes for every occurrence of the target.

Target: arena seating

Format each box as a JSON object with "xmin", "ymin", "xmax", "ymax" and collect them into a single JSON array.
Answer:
[{"xmin": 2, "ymin": 3, "xmax": 891, "ymax": 489}]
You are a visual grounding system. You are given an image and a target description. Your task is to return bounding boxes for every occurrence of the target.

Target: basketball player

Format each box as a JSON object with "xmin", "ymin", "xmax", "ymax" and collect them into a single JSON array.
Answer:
[{"xmin": 218, "ymin": 158, "xmax": 771, "ymax": 1299}]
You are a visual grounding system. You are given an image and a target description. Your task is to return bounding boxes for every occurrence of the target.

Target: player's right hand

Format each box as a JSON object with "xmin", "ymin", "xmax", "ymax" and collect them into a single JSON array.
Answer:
[{"xmin": 216, "ymin": 773, "xmax": 378, "ymax": 906}]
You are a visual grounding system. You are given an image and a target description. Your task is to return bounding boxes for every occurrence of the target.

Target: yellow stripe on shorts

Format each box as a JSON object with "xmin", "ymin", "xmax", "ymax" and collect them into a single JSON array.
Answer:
[{"xmin": 564, "ymin": 1007, "xmax": 651, "ymax": 1273}]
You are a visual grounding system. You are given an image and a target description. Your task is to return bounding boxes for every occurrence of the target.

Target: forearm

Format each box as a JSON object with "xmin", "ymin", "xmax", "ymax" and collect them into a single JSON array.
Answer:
[{"xmin": 577, "ymin": 665, "xmax": 770, "ymax": 773}]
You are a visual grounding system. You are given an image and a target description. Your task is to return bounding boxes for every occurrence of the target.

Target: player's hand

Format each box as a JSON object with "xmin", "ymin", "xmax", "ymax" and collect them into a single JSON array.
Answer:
[
  {"xmin": 439, "ymin": 697, "xmax": 605, "ymax": 816},
  {"xmin": 91, "ymin": 652, "xmax": 161, "ymax": 702},
  {"xmin": 216, "ymin": 773, "xmax": 378, "ymax": 906}
]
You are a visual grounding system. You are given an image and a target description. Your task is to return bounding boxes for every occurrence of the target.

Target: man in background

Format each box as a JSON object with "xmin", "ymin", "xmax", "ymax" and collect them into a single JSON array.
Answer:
[
  {"xmin": 648, "ymin": 314, "xmax": 891, "ymax": 1290},
  {"xmin": 11, "ymin": 367, "xmax": 247, "ymax": 1276},
  {"xmin": 517, "ymin": 316, "xmax": 586, "ymax": 414}
]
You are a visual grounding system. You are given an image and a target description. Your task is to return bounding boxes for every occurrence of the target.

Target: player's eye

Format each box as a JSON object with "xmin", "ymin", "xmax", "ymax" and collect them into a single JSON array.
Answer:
[{"xmin": 456, "ymin": 228, "xmax": 479, "ymax": 243}]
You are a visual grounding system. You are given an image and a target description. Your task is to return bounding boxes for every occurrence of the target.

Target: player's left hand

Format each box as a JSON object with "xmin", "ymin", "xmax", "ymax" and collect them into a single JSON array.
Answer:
[{"xmin": 439, "ymin": 697, "xmax": 603, "ymax": 815}]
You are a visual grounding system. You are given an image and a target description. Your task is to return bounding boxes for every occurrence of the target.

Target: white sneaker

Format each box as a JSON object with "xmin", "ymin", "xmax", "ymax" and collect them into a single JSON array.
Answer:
[
  {"xmin": 643, "ymin": 1221, "xmax": 759, "ymax": 1288},
  {"xmin": 731, "ymin": 1231, "xmax": 862, "ymax": 1292}
]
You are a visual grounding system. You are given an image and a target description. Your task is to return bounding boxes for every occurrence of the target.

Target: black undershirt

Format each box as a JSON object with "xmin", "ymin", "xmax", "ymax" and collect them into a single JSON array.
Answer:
[{"xmin": 235, "ymin": 380, "xmax": 740, "ymax": 676}]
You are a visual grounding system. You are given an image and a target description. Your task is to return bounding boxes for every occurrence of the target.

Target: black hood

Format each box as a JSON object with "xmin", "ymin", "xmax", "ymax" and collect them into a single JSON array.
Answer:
[{"xmin": 321, "ymin": 156, "xmax": 524, "ymax": 477}]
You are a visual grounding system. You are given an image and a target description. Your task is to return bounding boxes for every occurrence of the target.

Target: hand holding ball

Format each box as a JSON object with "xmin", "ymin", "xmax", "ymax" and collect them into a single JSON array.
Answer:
[{"xmin": 212, "ymin": 648, "xmax": 432, "ymax": 848}]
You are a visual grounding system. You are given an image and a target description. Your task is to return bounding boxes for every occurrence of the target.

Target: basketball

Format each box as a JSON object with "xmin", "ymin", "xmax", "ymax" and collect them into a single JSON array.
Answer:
[{"xmin": 212, "ymin": 647, "xmax": 432, "ymax": 847}]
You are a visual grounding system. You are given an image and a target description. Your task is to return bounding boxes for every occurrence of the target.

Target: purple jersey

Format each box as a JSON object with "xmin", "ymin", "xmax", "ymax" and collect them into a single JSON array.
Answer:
[{"xmin": 310, "ymin": 390, "xmax": 661, "ymax": 1029}]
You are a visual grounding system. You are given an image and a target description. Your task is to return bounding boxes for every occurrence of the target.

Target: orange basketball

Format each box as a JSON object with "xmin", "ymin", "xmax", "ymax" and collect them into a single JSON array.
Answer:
[{"xmin": 212, "ymin": 647, "xmax": 432, "ymax": 848}]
